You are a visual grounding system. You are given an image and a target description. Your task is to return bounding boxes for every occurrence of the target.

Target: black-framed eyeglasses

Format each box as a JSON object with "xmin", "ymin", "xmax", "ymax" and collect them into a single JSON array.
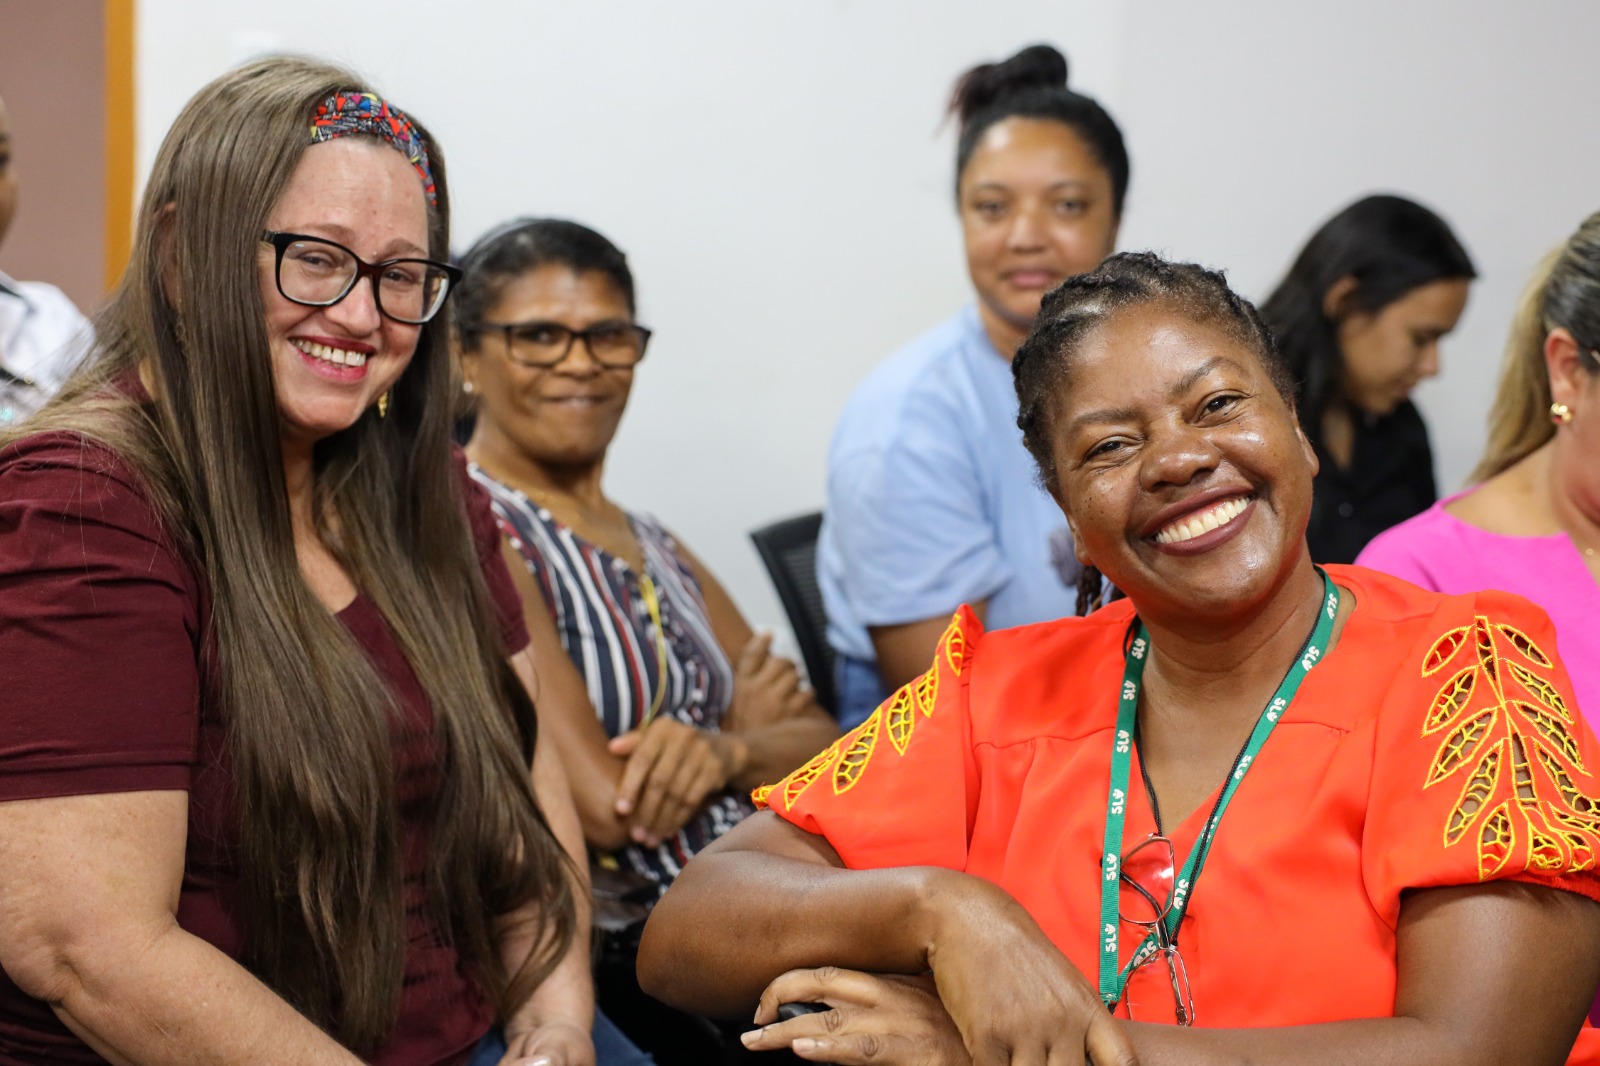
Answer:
[
  {"xmin": 1118, "ymin": 834, "xmax": 1195, "ymax": 1026},
  {"xmin": 261, "ymin": 231, "xmax": 460, "ymax": 325},
  {"xmin": 463, "ymin": 318, "xmax": 653, "ymax": 369}
]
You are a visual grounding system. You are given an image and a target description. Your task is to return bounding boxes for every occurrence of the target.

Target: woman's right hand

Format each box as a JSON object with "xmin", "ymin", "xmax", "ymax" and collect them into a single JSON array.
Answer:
[
  {"xmin": 744, "ymin": 968, "xmax": 970, "ymax": 1064},
  {"xmin": 918, "ymin": 872, "xmax": 1138, "ymax": 1066},
  {"xmin": 609, "ymin": 717, "xmax": 744, "ymax": 846},
  {"xmin": 725, "ymin": 631, "xmax": 809, "ymax": 732}
]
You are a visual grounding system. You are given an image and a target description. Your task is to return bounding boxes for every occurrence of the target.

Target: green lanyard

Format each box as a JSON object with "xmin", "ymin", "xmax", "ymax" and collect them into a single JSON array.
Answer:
[{"xmin": 1097, "ymin": 568, "xmax": 1339, "ymax": 1012}]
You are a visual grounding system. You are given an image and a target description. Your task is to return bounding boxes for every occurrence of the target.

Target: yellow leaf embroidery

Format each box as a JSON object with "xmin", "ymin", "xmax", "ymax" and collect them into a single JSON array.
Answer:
[
  {"xmin": 1478, "ymin": 801, "xmax": 1515, "ymax": 879},
  {"xmin": 1496, "ymin": 624, "xmax": 1553, "ymax": 668},
  {"xmin": 1424, "ymin": 665, "xmax": 1477, "ymax": 736},
  {"xmin": 1528, "ymin": 819, "xmax": 1568, "ymax": 873},
  {"xmin": 1511, "ymin": 661, "xmax": 1572, "ymax": 723},
  {"xmin": 1474, "ymin": 617, "xmax": 1502, "ymax": 698},
  {"xmin": 1551, "ymin": 806, "xmax": 1600, "ymax": 838},
  {"xmin": 1427, "ymin": 709, "xmax": 1497, "ymax": 788},
  {"xmin": 885, "ymin": 685, "xmax": 917, "ymax": 755},
  {"xmin": 1560, "ymin": 830, "xmax": 1596, "ymax": 872},
  {"xmin": 1446, "ymin": 743, "xmax": 1502, "ymax": 846},
  {"xmin": 1420, "ymin": 615, "xmax": 1600, "ymax": 883},
  {"xmin": 1422, "ymin": 625, "xmax": 1472, "ymax": 676},
  {"xmin": 943, "ymin": 619, "xmax": 968, "ymax": 677},
  {"xmin": 1510, "ymin": 735, "xmax": 1540, "ymax": 809},
  {"xmin": 834, "ymin": 711, "xmax": 881, "ymax": 794},
  {"xmin": 780, "ymin": 742, "xmax": 840, "ymax": 811},
  {"xmin": 751, "ymin": 783, "xmax": 774, "ymax": 808},
  {"xmin": 914, "ymin": 666, "xmax": 939, "ymax": 719},
  {"xmin": 1511, "ymin": 701, "xmax": 1586, "ymax": 773},
  {"xmin": 1535, "ymin": 746, "xmax": 1600, "ymax": 818}
]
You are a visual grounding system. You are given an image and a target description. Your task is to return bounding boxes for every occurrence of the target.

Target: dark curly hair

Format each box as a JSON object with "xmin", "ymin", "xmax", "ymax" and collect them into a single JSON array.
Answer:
[{"xmin": 1012, "ymin": 252, "xmax": 1294, "ymax": 612}]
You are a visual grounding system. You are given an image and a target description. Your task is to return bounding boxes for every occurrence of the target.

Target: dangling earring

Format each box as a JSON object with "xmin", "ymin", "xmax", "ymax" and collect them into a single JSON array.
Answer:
[
  {"xmin": 378, "ymin": 391, "xmax": 390, "ymax": 420},
  {"xmin": 1551, "ymin": 402, "xmax": 1574, "ymax": 425}
]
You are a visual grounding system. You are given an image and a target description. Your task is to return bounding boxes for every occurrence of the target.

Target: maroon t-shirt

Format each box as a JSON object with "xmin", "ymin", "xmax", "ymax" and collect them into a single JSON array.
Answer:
[{"xmin": 0, "ymin": 432, "xmax": 531, "ymax": 1065}]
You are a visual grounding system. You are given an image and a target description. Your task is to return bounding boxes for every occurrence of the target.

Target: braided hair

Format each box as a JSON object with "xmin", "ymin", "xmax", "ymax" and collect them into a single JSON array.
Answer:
[{"xmin": 1012, "ymin": 252, "xmax": 1295, "ymax": 615}]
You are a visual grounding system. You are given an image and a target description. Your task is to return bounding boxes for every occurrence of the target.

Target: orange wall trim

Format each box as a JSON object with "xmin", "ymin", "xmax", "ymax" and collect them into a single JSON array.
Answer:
[{"xmin": 103, "ymin": 0, "xmax": 135, "ymax": 292}]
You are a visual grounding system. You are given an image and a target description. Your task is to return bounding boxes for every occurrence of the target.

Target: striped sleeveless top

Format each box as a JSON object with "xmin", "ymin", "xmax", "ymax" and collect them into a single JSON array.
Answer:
[{"xmin": 471, "ymin": 464, "xmax": 752, "ymax": 891}]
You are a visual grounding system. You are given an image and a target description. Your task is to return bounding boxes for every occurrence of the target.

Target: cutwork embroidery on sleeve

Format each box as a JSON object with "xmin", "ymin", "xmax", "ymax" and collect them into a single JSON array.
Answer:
[
  {"xmin": 754, "ymin": 616, "xmax": 968, "ymax": 811},
  {"xmin": 1421, "ymin": 616, "xmax": 1600, "ymax": 879}
]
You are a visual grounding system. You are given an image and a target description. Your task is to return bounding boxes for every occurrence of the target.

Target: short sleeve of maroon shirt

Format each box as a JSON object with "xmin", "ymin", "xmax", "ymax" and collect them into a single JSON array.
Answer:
[
  {"xmin": 455, "ymin": 445, "xmax": 531, "ymax": 657},
  {"xmin": 0, "ymin": 432, "xmax": 203, "ymax": 802},
  {"xmin": 0, "ymin": 438, "xmax": 528, "ymax": 803},
  {"xmin": 0, "ymin": 434, "xmax": 531, "ymax": 1066}
]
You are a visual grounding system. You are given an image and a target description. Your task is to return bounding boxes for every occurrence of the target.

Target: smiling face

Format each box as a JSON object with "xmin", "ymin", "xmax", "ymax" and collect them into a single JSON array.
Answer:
[
  {"xmin": 461, "ymin": 264, "xmax": 635, "ymax": 469},
  {"xmin": 260, "ymin": 137, "xmax": 429, "ymax": 447},
  {"xmin": 1335, "ymin": 277, "xmax": 1470, "ymax": 415},
  {"xmin": 1051, "ymin": 303, "xmax": 1317, "ymax": 620},
  {"xmin": 960, "ymin": 116, "xmax": 1120, "ymax": 355}
]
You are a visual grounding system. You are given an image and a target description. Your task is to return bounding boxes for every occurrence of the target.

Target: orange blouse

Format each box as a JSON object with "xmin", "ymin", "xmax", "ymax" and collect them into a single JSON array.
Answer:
[{"xmin": 757, "ymin": 565, "xmax": 1600, "ymax": 1061}]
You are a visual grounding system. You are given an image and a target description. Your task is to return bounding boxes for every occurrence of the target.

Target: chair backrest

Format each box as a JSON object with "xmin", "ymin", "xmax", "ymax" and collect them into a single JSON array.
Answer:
[{"xmin": 749, "ymin": 511, "xmax": 837, "ymax": 717}]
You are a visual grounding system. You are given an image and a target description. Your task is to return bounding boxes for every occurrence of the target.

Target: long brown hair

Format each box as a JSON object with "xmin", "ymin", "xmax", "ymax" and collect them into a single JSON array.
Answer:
[
  {"xmin": 1471, "ymin": 211, "xmax": 1600, "ymax": 483},
  {"xmin": 7, "ymin": 57, "xmax": 574, "ymax": 1051}
]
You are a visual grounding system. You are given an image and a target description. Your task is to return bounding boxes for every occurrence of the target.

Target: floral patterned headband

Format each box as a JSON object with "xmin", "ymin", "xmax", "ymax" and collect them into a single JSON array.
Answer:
[{"xmin": 309, "ymin": 91, "xmax": 437, "ymax": 206}]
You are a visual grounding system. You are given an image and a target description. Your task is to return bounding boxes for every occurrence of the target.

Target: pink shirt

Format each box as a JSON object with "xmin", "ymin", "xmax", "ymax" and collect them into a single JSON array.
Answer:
[{"xmin": 1358, "ymin": 496, "xmax": 1600, "ymax": 727}]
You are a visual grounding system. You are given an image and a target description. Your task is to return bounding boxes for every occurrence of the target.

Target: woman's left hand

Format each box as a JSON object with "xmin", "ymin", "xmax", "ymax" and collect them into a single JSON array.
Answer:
[
  {"xmin": 498, "ymin": 1016, "xmax": 596, "ymax": 1066},
  {"xmin": 742, "ymin": 967, "xmax": 971, "ymax": 1064}
]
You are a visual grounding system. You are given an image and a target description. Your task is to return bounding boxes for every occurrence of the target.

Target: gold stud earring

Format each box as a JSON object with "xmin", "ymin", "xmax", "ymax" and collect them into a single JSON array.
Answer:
[
  {"xmin": 1551, "ymin": 402, "xmax": 1574, "ymax": 425},
  {"xmin": 378, "ymin": 391, "xmax": 390, "ymax": 419}
]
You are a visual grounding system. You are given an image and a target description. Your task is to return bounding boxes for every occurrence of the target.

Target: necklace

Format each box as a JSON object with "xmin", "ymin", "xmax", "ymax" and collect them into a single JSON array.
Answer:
[
  {"xmin": 1096, "ymin": 568, "xmax": 1339, "ymax": 1014},
  {"xmin": 471, "ymin": 456, "xmax": 671, "ymax": 723}
]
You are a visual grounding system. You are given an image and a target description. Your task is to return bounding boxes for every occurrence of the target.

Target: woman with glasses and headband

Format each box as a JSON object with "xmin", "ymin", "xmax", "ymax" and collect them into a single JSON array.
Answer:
[
  {"xmin": 0, "ymin": 59, "xmax": 605, "ymax": 1066},
  {"xmin": 456, "ymin": 218, "xmax": 837, "ymax": 1064},
  {"xmin": 639, "ymin": 253, "xmax": 1600, "ymax": 1065}
]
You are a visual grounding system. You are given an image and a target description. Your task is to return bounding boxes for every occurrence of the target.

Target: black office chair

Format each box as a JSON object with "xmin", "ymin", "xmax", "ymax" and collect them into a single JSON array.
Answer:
[{"xmin": 749, "ymin": 511, "xmax": 838, "ymax": 717}]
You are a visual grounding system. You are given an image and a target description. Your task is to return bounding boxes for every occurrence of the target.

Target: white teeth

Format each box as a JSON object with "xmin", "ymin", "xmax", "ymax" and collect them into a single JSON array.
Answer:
[
  {"xmin": 293, "ymin": 339, "xmax": 368, "ymax": 368},
  {"xmin": 1155, "ymin": 496, "xmax": 1250, "ymax": 545}
]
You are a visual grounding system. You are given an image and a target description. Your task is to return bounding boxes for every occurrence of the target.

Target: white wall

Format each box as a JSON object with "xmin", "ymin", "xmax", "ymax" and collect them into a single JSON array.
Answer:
[
  {"xmin": 1113, "ymin": 0, "xmax": 1600, "ymax": 496},
  {"xmin": 135, "ymin": 1, "xmax": 1600, "ymax": 645}
]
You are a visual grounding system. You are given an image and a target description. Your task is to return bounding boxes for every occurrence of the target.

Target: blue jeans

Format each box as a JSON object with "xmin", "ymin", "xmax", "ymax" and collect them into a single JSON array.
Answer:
[
  {"xmin": 469, "ymin": 1011, "xmax": 655, "ymax": 1066},
  {"xmin": 834, "ymin": 654, "xmax": 888, "ymax": 731}
]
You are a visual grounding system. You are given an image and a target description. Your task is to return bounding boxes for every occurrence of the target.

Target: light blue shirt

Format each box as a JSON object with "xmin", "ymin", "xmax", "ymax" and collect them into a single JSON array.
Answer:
[{"xmin": 818, "ymin": 306, "xmax": 1080, "ymax": 722}]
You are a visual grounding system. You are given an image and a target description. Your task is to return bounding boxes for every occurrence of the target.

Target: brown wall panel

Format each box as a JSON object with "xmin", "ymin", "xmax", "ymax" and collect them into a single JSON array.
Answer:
[{"xmin": 0, "ymin": 0, "xmax": 109, "ymax": 311}]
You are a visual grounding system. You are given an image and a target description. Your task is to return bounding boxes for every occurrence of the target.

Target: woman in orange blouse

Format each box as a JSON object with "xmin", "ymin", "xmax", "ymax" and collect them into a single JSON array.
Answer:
[{"xmin": 638, "ymin": 253, "xmax": 1600, "ymax": 1065}]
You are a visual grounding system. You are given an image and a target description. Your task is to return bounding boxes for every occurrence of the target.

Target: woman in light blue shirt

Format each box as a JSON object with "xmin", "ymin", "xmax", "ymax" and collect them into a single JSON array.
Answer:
[{"xmin": 820, "ymin": 43, "xmax": 1131, "ymax": 726}]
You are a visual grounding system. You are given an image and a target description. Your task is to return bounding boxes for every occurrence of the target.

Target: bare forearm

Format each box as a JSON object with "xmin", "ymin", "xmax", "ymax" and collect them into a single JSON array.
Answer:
[
  {"xmin": 49, "ymin": 925, "xmax": 359, "ymax": 1066},
  {"xmin": 507, "ymin": 732, "xmax": 595, "ymax": 1028},
  {"xmin": 1129, "ymin": 1017, "xmax": 1536, "ymax": 1066},
  {"xmin": 639, "ymin": 845, "xmax": 964, "ymax": 1018},
  {"xmin": 726, "ymin": 715, "xmax": 839, "ymax": 792}
]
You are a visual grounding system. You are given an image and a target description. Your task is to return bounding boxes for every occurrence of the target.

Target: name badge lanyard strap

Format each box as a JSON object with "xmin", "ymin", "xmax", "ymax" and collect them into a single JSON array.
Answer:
[{"xmin": 1096, "ymin": 568, "xmax": 1339, "ymax": 1011}]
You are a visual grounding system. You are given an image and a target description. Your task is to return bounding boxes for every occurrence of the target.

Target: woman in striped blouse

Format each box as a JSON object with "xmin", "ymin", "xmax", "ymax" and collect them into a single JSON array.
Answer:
[{"xmin": 455, "ymin": 218, "xmax": 837, "ymax": 1061}]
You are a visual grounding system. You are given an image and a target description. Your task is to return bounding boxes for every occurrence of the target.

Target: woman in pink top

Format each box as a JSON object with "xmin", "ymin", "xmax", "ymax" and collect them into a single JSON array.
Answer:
[{"xmin": 1359, "ymin": 209, "xmax": 1600, "ymax": 721}]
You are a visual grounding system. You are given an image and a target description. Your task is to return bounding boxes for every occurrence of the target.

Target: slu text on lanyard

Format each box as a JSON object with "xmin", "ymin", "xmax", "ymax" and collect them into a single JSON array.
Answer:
[{"xmin": 1097, "ymin": 568, "xmax": 1339, "ymax": 1018}]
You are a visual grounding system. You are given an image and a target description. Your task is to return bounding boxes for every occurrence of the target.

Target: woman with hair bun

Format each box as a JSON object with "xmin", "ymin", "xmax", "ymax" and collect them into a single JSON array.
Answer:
[
  {"xmin": 1360, "ymin": 210, "xmax": 1600, "ymax": 730},
  {"xmin": 1260, "ymin": 194, "xmax": 1475, "ymax": 563},
  {"xmin": 820, "ymin": 43, "xmax": 1129, "ymax": 727}
]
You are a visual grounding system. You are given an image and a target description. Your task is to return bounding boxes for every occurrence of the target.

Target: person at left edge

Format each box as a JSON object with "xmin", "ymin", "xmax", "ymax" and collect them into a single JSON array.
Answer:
[
  {"xmin": 0, "ymin": 90, "xmax": 93, "ymax": 424},
  {"xmin": 0, "ymin": 58, "xmax": 592, "ymax": 1066}
]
